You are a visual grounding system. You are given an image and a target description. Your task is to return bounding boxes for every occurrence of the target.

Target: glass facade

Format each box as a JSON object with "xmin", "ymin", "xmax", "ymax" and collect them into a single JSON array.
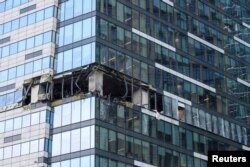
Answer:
[{"xmin": 1, "ymin": 0, "xmax": 250, "ymax": 166}]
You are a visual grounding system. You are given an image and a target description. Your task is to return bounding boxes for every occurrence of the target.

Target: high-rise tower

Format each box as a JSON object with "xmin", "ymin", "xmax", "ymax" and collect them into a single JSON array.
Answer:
[{"xmin": 0, "ymin": 0, "xmax": 250, "ymax": 167}]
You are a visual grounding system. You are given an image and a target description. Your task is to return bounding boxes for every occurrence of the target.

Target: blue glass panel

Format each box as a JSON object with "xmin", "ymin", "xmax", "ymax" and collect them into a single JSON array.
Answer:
[
  {"xmin": 58, "ymin": 27, "xmax": 65, "ymax": 46},
  {"xmin": 36, "ymin": 10, "xmax": 44, "ymax": 22},
  {"xmin": 33, "ymin": 59, "xmax": 42, "ymax": 72},
  {"xmin": 2, "ymin": 45, "xmax": 9, "ymax": 57},
  {"xmin": 0, "ymin": 121, "xmax": 4, "ymax": 133},
  {"xmin": 20, "ymin": 16, "xmax": 27, "ymax": 28},
  {"xmin": 44, "ymin": 6, "xmax": 53, "ymax": 19},
  {"xmin": 65, "ymin": 0, "xmax": 73, "ymax": 20},
  {"xmin": 82, "ymin": 18, "xmax": 92, "ymax": 39},
  {"xmin": 22, "ymin": 115, "xmax": 30, "ymax": 127},
  {"xmin": 42, "ymin": 57, "xmax": 50, "ymax": 69},
  {"xmin": 26, "ymin": 37, "xmax": 34, "ymax": 49},
  {"xmin": 74, "ymin": 0, "xmax": 82, "ymax": 16},
  {"xmin": 18, "ymin": 40, "xmax": 26, "ymax": 52},
  {"xmin": 3, "ymin": 21, "xmax": 12, "ymax": 34},
  {"xmin": 63, "ymin": 50, "xmax": 72, "ymax": 71},
  {"xmin": 73, "ymin": 47, "xmax": 81, "ymax": 68},
  {"xmin": 0, "ymin": 70, "xmax": 8, "ymax": 82},
  {"xmin": 0, "ymin": 95, "xmax": 6, "ymax": 107},
  {"xmin": 5, "ymin": 0, "xmax": 13, "ymax": 10},
  {"xmin": 73, "ymin": 21, "xmax": 82, "ymax": 42},
  {"xmin": 28, "ymin": 13, "xmax": 36, "ymax": 25},
  {"xmin": 0, "ymin": 24, "xmax": 3, "ymax": 34},
  {"xmin": 25, "ymin": 62, "xmax": 33, "ymax": 74},
  {"xmin": 43, "ymin": 31, "xmax": 52, "ymax": 43},
  {"xmin": 11, "ymin": 19, "xmax": 19, "ymax": 30},
  {"xmin": 83, "ymin": 0, "xmax": 92, "ymax": 13},
  {"xmin": 57, "ymin": 52, "xmax": 63, "ymax": 73},
  {"xmin": 8, "ymin": 67, "xmax": 16, "ymax": 80},
  {"xmin": 16, "ymin": 65, "xmax": 24, "ymax": 77},
  {"xmin": 64, "ymin": 24, "xmax": 73, "ymax": 45},
  {"xmin": 13, "ymin": 0, "xmax": 21, "ymax": 7},
  {"xmin": 0, "ymin": 3, "xmax": 4, "ymax": 13},
  {"xmin": 14, "ymin": 117, "xmax": 22, "ymax": 130},
  {"xmin": 5, "ymin": 119, "xmax": 13, "ymax": 132},
  {"xmin": 60, "ymin": 3, "xmax": 65, "ymax": 21},
  {"xmin": 14, "ymin": 89, "xmax": 23, "ymax": 103},
  {"xmin": 10, "ymin": 43, "xmax": 18, "ymax": 55},
  {"xmin": 35, "ymin": 34, "xmax": 43, "ymax": 46},
  {"xmin": 82, "ymin": 43, "xmax": 92, "ymax": 65},
  {"xmin": 6, "ymin": 93, "xmax": 14, "ymax": 105}
]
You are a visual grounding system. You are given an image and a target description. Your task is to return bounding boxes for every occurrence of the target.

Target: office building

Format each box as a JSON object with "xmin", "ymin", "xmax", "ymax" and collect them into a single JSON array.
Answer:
[{"xmin": 0, "ymin": 0, "xmax": 250, "ymax": 166}]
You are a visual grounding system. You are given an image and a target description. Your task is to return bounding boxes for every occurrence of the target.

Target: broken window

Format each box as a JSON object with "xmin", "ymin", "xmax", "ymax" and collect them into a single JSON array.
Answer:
[
  {"xmin": 163, "ymin": 96, "xmax": 172, "ymax": 117},
  {"xmin": 178, "ymin": 103, "xmax": 185, "ymax": 122},
  {"xmin": 192, "ymin": 107, "xmax": 199, "ymax": 127},
  {"xmin": 149, "ymin": 91, "xmax": 163, "ymax": 113}
]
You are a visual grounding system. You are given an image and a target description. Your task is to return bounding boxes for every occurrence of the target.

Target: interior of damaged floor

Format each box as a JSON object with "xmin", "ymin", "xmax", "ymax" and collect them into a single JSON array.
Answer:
[{"xmin": 21, "ymin": 64, "xmax": 186, "ymax": 119}]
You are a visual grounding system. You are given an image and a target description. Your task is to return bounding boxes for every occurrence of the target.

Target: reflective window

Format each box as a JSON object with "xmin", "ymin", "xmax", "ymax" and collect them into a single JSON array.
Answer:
[
  {"xmin": 73, "ymin": 22, "xmax": 82, "ymax": 42},
  {"xmin": 71, "ymin": 158, "xmax": 80, "ymax": 167},
  {"xmin": 0, "ymin": 6, "xmax": 55, "ymax": 35},
  {"xmin": 71, "ymin": 129, "xmax": 81, "ymax": 152},
  {"xmin": 28, "ymin": 13, "xmax": 36, "ymax": 25},
  {"xmin": 0, "ymin": 122, "xmax": 4, "ymax": 133},
  {"xmin": 63, "ymin": 50, "xmax": 72, "ymax": 71},
  {"xmin": 57, "ymin": 17, "xmax": 95, "ymax": 47},
  {"xmin": 0, "ymin": 31, "xmax": 53, "ymax": 58},
  {"xmin": 72, "ymin": 100, "xmax": 81, "ymax": 123},
  {"xmin": 22, "ymin": 115, "xmax": 30, "ymax": 127},
  {"xmin": 4, "ymin": 147, "xmax": 12, "ymax": 159},
  {"xmin": 82, "ymin": 98, "xmax": 91, "ymax": 121},
  {"xmin": 82, "ymin": 43, "xmax": 92, "ymax": 66},
  {"xmin": 62, "ymin": 103, "xmax": 71, "ymax": 126},
  {"xmin": 81, "ymin": 126, "xmax": 91, "ymax": 150},
  {"xmin": 52, "ymin": 126, "xmax": 94, "ymax": 156},
  {"xmin": 21, "ymin": 142, "xmax": 29, "ymax": 155},
  {"xmin": 54, "ymin": 106, "xmax": 62, "ymax": 128},
  {"xmin": 20, "ymin": 16, "xmax": 27, "ymax": 27},
  {"xmin": 60, "ymin": 0, "xmax": 95, "ymax": 21},
  {"xmin": 0, "ymin": 148, "xmax": 2, "ymax": 160},
  {"xmin": 14, "ymin": 117, "xmax": 22, "ymax": 130},
  {"xmin": 0, "ymin": 56, "xmax": 52, "ymax": 84},
  {"xmin": 30, "ymin": 140, "xmax": 39, "ymax": 153},
  {"xmin": 5, "ymin": 119, "xmax": 13, "ymax": 132},
  {"xmin": 53, "ymin": 98, "xmax": 93, "ymax": 127},
  {"xmin": 83, "ymin": 18, "xmax": 92, "ymax": 39},
  {"xmin": 52, "ymin": 134, "xmax": 61, "ymax": 156},
  {"xmin": 17, "ymin": 65, "xmax": 24, "ymax": 77},
  {"xmin": 31, "ymin": 112, "xmax": 40, "ymax": 125},
  {"xmin": 34, "ymin": 59, "xmax": 42, "ymax": 72},
  {"xmin": 12, "ymin": 144, "xmax": 20, "ymax": 157},
  {"xmin": 0, "ymin": 0, "xmax": 31, "ymax": 13},
  {"xmin": 72, "ymin": 47, "xmax": 81, "ymax": 68},
  {"xmin": 61, "ymin": 131, "xmax": 71, "ymax": 154},
  {"xmin": 40, "ymin": 110, "xmax": 46, "ymax": 123}
]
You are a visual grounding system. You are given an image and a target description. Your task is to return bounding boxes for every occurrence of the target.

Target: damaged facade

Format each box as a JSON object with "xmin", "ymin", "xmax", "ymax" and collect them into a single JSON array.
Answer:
[{"xmin": 0, "ymin": 0, "xmax": 250, "ymax": 167}]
